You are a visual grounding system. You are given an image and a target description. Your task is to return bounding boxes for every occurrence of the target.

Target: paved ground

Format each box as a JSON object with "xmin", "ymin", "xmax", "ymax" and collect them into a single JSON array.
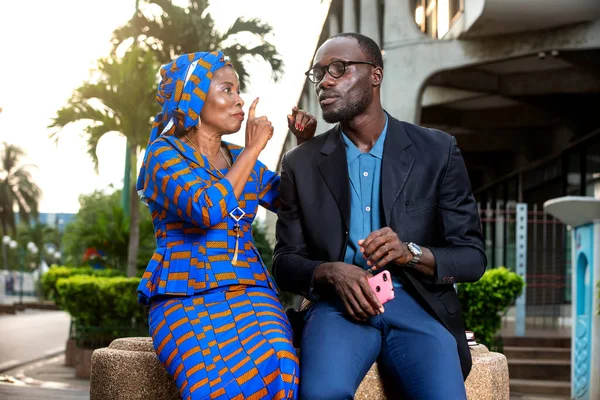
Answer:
[
  {"xmin": 0, "ymin": 310, "xmax": 70, "ymax": 371},
  {"xmin": 0, "ymin": 384, "xmax": 89, "ymax": 400},
  {"xmin": 0, "ymin": 354, "xmax": 89, "ymax": 399}
]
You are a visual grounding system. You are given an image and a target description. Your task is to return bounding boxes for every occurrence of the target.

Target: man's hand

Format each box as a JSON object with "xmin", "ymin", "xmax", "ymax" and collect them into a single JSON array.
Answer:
[
  {"xmin": 287, "ymin": 106, "xmax": 316, "ymax": 145},
  {"xmin": 314, "ymin": 262, "xmax": 384, "ymax": 321},
  {"xmin": 359, "ymin": 227, "xmax": 412, "ymax": 271}
]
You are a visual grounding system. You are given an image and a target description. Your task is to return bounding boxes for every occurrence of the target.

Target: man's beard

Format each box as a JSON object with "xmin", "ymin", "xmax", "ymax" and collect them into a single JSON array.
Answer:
[{"xmin": 322, "ymin": 91, "xmax": 372, "ymax": 123}]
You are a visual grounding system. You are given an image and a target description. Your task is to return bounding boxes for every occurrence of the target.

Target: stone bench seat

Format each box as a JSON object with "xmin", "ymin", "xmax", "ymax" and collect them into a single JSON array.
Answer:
[{"xmin": 90, "ymin": 337, "xmax": 509, "ymax": 399}]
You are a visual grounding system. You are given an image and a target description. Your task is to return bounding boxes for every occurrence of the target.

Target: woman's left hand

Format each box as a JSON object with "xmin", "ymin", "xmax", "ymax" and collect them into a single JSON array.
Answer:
[{"xmin": 287, "ymin": 107, "xmax": 317, "ymax": 145}]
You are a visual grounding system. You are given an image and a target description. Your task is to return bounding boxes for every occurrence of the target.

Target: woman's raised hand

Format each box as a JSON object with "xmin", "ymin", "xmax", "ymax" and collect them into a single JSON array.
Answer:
[
  {"xmin": 287, "ymin": 106, "xmax": 317, "ymax": 145},
  {"xmin": 245, "ymin": 98, "xmax": 274, "ymax": 153}
]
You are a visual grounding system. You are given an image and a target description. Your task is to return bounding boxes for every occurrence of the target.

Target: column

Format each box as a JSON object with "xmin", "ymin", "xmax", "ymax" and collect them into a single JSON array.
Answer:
[
  {"xmin": 343, "ymin": 0, "xmax": 357, "ymax": 32},
  {"xmin": 360, "ymin": 0, "xmax": 380, "ymax": 45}
]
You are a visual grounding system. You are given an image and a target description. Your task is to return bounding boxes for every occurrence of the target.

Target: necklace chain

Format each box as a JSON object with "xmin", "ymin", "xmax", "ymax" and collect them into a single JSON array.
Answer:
[{"xmin": 184, "ymin": 134, "xmax": 232, "ymax": 176}]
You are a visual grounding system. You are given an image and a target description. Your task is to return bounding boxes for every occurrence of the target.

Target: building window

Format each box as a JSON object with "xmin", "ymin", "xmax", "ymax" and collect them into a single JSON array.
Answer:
[
  {"xmin": 414, "ymin": 0, "xmax": 463, "ymax": 39},
  {"xmin": 585, "ymin": 136, "xmax": 600, "ymax": 198},
  {"xmin": 565, "ymin": 151, "xmax": 582, "ymax": 195}
]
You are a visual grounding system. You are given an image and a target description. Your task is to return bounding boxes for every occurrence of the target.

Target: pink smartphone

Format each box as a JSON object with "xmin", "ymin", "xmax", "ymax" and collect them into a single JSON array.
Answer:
[{"xmin": 368, "ymin": 270, "xmax": 395, "ymax": 305}]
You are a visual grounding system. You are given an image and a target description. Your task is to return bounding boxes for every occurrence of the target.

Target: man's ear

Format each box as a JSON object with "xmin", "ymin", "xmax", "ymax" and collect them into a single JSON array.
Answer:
[{"xmin": 372, "ymin": 67, "xmax": 383, "ymax": 87}]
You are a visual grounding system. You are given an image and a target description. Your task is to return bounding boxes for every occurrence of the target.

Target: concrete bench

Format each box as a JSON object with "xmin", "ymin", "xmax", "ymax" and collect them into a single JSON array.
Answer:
[{"xmin": 90, "ymin": 337, "xmax": 509, "ymax": 399}]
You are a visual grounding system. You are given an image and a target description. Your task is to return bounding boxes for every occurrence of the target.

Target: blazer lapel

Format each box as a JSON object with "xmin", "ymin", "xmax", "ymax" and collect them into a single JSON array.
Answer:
[
  {"xmin": 382, "ymin": 115, "xmax": 415, "ymax": 225},
  {"xmin": 317, "ymin": 128, "xmax": 351, "ymax": 229}
]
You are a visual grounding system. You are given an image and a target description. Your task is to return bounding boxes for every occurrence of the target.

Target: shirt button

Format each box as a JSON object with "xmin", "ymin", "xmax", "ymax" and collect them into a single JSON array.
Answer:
[
  {"xmin": 366, "ymin": 207, "xmax": 371, "ymax": 212},
  {"xmin": 363, "ymin": 172, "xmax": 369, "ymax": 177}
]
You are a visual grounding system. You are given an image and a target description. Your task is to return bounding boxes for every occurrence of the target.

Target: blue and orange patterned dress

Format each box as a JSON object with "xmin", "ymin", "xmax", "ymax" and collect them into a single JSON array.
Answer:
[{"xmin": 137, "ymin": 135, "xmax": 299, "ymax": 400}]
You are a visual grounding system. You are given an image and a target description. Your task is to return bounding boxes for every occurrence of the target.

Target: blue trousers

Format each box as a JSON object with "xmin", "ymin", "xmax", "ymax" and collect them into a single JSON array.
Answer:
[{"xmin": 299, "ymin": 287, "xmax": 466, "ymax": 400}]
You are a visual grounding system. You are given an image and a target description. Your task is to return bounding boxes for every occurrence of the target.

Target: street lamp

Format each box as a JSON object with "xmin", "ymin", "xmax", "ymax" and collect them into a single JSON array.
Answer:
[
  {"xmin": 14, "ymin": 241, "xmax": 37, "ymax": 304},
  {"xmin": 2, "ymin": 235, "xmax": 11, "ymax": 270}
]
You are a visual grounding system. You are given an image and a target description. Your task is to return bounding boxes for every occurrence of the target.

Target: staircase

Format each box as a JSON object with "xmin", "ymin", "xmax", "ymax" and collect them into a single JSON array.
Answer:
[{"xmin": 503, "ymin": 336, "xmax": 571, "ymax": 398}]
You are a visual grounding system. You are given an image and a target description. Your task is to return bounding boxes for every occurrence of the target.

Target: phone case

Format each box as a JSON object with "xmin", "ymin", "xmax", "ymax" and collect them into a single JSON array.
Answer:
[{"xmin": 368, "ymin": 270, "xmax": 395, "ymax": 305}]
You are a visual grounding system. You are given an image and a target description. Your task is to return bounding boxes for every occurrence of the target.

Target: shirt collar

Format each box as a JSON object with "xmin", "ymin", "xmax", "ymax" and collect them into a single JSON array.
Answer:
[{"xmin": 341, "ymin": 114, "xmax": 388, "ymax": 162}]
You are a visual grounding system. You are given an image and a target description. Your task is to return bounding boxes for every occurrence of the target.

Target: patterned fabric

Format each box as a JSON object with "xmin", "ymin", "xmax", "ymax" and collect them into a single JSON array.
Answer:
[
  {"xmin": 137, "ymin": 135, "xmax": 280, "ymax": 304},
  {"xmin": 149, "ymin": 285, "xmax": 299, "ymax": 400},
  {"xmin": 138, "ymin": 51, "xmax": 232, "ymax": 203}
]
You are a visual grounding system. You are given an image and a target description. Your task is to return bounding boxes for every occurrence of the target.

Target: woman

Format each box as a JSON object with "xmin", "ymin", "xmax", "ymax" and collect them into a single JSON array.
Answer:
[{"xmin": 137, "ymin": 51, "xmax": 315, "ymax": 400}]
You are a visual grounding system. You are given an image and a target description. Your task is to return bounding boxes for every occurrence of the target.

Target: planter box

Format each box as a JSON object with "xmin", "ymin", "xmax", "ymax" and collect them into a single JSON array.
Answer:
[
  {"xmin": 65, "ymin": 338, "xmax": 76, "ymax": 366},
  {"xmin": 75, "ymin": 345, "xmax": 95, "ymax": 379}
]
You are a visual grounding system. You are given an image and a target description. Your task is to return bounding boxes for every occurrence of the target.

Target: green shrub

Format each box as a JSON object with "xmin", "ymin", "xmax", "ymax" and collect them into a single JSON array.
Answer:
[
  {"xmin": 41, "ymin": 266, "xmax": 123, "ymax": 305},
  {"xmin": 457, "ymin": 267, "xmax": 524, "ymax": 348},
  {"xmin": 56, "ymin": 275, "xmax": 147, "ymax": 348}
]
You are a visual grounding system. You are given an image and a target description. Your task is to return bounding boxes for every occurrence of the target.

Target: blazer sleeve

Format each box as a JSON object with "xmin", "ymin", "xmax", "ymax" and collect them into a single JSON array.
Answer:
[
  {"xmin": 255, "ymin": 159, "xmax": 280, "ymax": 213},
  {"xmin": 140, "ymin": 140, "xmax": 239, "ymax": 228},
  {"xmin": 273, "ymin": 153, "xmax": 324, "ymax": 298},
  {"xmin": 428, "ymin": 136, "xmax": 487, "ymax": 284}
]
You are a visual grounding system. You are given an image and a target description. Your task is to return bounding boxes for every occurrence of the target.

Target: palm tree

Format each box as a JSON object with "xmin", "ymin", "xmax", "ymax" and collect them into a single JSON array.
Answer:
[
  {"xmin": 19, "ymin": 222, "xmax": 59, "ymax": 264},
  {"xmin": 49, "ymin": 47, "xmax": 159, "ymax": 277},
  {"xmin": 0, "ymin": 143, "xmax": 41, "ymax": 237},
  {"xmin": 111, "ymin": 0, "xmax": 283, "ymax": 91}
]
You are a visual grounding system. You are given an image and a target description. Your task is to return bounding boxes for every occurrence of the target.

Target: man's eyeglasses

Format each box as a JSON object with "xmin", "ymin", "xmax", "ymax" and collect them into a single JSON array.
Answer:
[{"xmin": 305, "ymin": 60, "xmax": 375, "ymax": 84}]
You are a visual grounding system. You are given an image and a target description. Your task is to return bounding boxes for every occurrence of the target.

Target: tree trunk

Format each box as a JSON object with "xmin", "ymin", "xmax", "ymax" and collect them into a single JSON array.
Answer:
[{"xmin": 126, "ymin": 146, "xmax": 140, "ymax": 278}]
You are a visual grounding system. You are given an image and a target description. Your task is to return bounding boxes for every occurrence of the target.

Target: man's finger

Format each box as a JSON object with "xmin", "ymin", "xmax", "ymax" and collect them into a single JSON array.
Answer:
[
  {"xmin": 248, "ymin": 97, "xmax": 259, "ymax": 119},
  {"xmin": 360, "ymin": 279, "xmax": 384, "ymax": 313},
  {"xmin": 344, "ymin": 290, "xmax": 366, "ymax": 321},
  {"xmin": 355, "ymin": 288, "xmax": 378, "ymax": 317},
  {"xmin": 368, "ymin": 243, "xmax": 392, "ymax": 264},
  {"xmin": 349, "ymin": 292, "xmax": 369, "ymax": 321},
  {"xmin": 364, "ymin": 231, "xmax": 398, "ymax": 256},
  {"xmin": 362, "ymin": 235, "xmax": 388, "ymax": 258},
  {"xmin": 362, "ymin": 228, "xmax": 388, "ymax": 249}
]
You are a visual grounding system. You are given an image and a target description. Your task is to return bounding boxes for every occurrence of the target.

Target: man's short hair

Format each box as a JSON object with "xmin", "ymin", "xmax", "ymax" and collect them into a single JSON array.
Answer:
[{"xmin": 329, "ymin": 33, "xmax": 383, "ymax": 69}]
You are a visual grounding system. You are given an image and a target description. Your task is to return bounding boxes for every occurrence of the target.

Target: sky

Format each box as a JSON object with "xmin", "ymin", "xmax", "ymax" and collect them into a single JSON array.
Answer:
[{"xmin": 0, "ymin": 0, "xmax": 330, "ymax": 214}]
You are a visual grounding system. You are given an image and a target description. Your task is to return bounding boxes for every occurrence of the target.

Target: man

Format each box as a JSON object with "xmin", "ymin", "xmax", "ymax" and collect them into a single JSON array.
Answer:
[{"xmin": 274, "ymin": 33, "xmax": 486, "ymax": 400}]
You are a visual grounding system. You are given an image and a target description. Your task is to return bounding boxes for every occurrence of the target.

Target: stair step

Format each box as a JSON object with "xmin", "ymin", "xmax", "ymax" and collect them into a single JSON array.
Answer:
[
  {"xmin": 510, "ymin": 379, "xmax": 570, "ymax": 396},
  {"xmin": 502, "ymin": 336, "xmax": 570, "ymax": 348},
  {"xmin": 508, "ymin": 359, "xmax": 570, "ymax": 381},
  {"xmin": 503, "ymin": 346, "xmax": 571, "ymax": 361}
]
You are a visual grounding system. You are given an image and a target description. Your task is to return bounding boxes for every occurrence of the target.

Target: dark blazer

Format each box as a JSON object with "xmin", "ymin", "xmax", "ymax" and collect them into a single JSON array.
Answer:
[{"xmin": 273, "ymin": 113, "xmax": 487, "ymax": 378}]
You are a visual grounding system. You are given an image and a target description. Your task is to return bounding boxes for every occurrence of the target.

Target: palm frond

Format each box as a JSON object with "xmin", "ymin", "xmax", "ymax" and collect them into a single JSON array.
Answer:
[{"xmin": 222, "ymin": 17, "xmax": 273, "ymax": 39}]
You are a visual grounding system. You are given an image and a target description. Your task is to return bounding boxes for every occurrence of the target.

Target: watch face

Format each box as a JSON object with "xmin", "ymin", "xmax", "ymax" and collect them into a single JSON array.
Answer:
[{"xmin": 408, "ymin": 242, "xmax": 422, "ymax": 256}]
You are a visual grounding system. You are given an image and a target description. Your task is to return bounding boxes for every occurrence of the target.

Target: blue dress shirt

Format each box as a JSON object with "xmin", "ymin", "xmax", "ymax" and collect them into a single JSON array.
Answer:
[{"xmin": 341, "ymin": 116, "xmax": 402, "ymax": 288}]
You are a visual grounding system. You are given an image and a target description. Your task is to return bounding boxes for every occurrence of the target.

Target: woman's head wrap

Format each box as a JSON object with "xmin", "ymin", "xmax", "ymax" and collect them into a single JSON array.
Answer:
[{"xmin": 137, "ymin": 51, "xmax": 231, "ymax": 204}]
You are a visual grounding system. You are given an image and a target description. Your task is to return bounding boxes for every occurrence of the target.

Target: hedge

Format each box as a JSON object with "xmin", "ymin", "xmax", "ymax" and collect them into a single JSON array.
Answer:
[
  {"xmin": 457, "ymin": 267, "xmax": 525, "ymax": 348},
  {"xmin": 55, "ymin": 275, "xmax": 147, "ymax": 348},
  {"xmin": 41, "ymin": 266, "xmax": 123, "ymax": 306}
]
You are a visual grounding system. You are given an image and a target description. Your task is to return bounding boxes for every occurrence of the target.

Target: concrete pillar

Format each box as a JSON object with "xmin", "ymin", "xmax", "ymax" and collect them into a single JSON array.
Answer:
[
  {"xmin": 380, "ymin": 0, "xmax": 429, "ymax": 123},
  {"xmin": 343, "ymin": 0, "xmax": 357, "ymax": 32},
  {"xmin": 383, "ymin": 0, "xmax": 425, "ymax": 46},
  {"xmin": 329, "ymin": 11, "xmax": 341, "ymax": 36},
  {"xmin": 360, "ymin": 0, "xmax": 380, "ymax": 45}
]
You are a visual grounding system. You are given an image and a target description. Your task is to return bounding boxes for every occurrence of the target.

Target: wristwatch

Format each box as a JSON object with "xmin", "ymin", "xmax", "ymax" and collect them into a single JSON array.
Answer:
[{"xmin": 405, "ymin": 242, "xmax": 422, "ymax": 268}]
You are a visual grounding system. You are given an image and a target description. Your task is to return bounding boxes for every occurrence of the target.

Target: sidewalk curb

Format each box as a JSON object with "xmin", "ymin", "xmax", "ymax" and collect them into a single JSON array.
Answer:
[{"xmin": 0, "ymin": 348, "xmax": 65, "ymax": 374}]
